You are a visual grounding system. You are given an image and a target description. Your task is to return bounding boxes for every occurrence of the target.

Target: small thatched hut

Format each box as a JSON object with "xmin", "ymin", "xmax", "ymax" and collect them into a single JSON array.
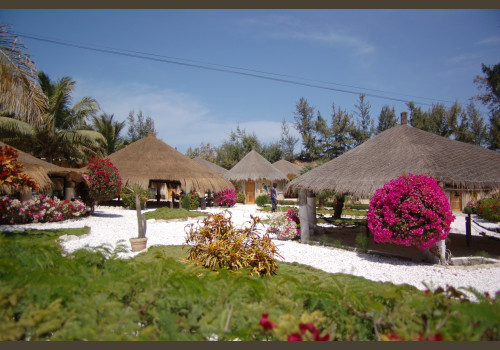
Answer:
[
  {"xmin": 0, "ymin": 141, "xmax": 84, "ymax": 200},
  {"xmin": 193, "ymin": 157, "xmax": 228, "ymax": 176},
  {"xmin": 272, "ymin": 159, "xmax": 302, "ymax": 180},
  {"xmin": 287, "ymin": 113, "xmax": 500, "ymax": 210},
  {"xmin": 107, "ymin": 134, "xmax": 233, "ymax": 203},
  {"xmin": 224, "ymin": 150, "xmax": 289, "ymax": 204}
]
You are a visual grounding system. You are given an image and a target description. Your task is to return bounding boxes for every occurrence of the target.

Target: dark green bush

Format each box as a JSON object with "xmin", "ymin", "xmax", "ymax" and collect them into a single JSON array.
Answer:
[
  {"xmin": 121, "ymin": 185, "xmax": 149, "ymax": 209},
  {"xmin": 256, "ymin": 194, "xmax": 270, "ymax": 207},
  {"xmin": 181, "ymin": 192, "xmax": 200, "ymax": 210},
  {"xmin": 477, "ymin": 198, "xmax": 500, "ymax": 222}
]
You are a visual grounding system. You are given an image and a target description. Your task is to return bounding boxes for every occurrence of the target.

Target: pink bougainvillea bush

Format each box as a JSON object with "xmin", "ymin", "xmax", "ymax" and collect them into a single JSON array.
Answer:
[
  {"xmin": 266, "ymin": 208, "xmax": 300, "ymax": 240},
  {"xmin": 0, "ymin": 195, "xmax": 87, "ymax": 224},
  {"xmin": 214, "ymin": 188, "xmax": 237, "ymax": 207},
  {"xmin": 367, "ymin": 174, "xmax": 455, "ymax": 250},
  {"xmin": 84, "ymin": 158, "xmax": 123, "ymax": 204}
]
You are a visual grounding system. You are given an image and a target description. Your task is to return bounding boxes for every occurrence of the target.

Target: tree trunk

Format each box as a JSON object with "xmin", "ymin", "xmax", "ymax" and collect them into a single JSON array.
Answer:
[
  {"xmin": 298, "ymin": 190, "xmax": 309, "ymax": 243},
  {"xmin": 333, "ymin": 194, "xmax": 345, "ymax": 219}
]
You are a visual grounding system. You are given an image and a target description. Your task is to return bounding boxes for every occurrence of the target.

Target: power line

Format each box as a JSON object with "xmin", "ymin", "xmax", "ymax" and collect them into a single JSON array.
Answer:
[{"xmin": 19, "ymin": 32, "xmax": 451, "ymax": 107}]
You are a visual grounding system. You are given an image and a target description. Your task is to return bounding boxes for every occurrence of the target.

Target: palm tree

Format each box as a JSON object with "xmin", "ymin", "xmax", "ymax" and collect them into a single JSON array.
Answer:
[
  {"xmin": 0, "ymin": 72, "xmax": 105, "ymax": 165},
  {"xmin": 0, "ymin": 24, "xmax": 47, "ymax": 124},
  {"xmin": 91, "ymin": 113, "xmax": 126, "ymax": 155}
]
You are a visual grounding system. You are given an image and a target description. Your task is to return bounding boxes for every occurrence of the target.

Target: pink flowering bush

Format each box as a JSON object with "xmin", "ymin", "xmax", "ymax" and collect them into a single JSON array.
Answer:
[
  {"xmin": 214, "ymin": 188, "xmax": 237, "ymax": 207},
  {"xmin": 0, "ymin": 195, "xmax": 87, "ymax": 224},
  {"xmin": 367, "ymin": 174, "xmax": 455, "ymax": 250},
  {"xmin": 84, "ymin": 158, "xmax": 123, "ymax": 204},
  {"xmin": 266, "ymin": 208, "xmax": 300, "ymax": 240}
]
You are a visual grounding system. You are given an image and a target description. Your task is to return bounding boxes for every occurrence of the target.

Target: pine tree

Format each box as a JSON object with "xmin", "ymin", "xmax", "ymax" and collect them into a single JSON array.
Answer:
[
  {"xmin": 351, "ymin": 94, "xmax": 374, "ymax": 146},
  {"xmin": 279, "ymin": 119, "xmax": 298, "ymax": 161},
  {"xmin": 293, "ymin": 98, "xmax": 317, "ymax": 161},
  {"xmin": 325, "ymin": 103, "xmax": 355, "ymax": 159},
  {"xmin": 376, "ymin": 105, "xmax": 397, "ymax": 134}
]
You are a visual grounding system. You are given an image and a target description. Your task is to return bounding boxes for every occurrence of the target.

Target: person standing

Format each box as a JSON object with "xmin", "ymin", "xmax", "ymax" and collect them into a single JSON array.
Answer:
[{"xmin": 270, "ymin": 183, "xmax": 277, "ymax": 213}]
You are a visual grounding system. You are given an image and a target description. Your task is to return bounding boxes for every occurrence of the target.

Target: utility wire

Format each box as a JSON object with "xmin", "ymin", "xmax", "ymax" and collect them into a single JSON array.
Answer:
[{"xmin": 19, "ymin": 32, "xmax": 450, "ymax": 107}]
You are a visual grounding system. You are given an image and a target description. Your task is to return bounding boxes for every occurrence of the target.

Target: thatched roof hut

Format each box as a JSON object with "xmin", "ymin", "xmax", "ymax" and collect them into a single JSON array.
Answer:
[
  {"xmin": 0, "ymin": 141, "xmax": 84, "ymax": 195},
  {"xmin": 225, "ymin": 150, "xmax": 288, "ymax": 182},
  {"xmin": 225, "ymin": 150, "xmax": 288, "ymax": 204},
  {"xmin": 193, "ymin": 157, "xmax": 228, "ymax": 176},
  {"xmin": 107, "ymin": 134, "xmax": 233, "ymax": 193},
  {"xmin": 272, "ymin": 159, "xmax": 302, "ymax": 180},
  {"xmin": 286, "ymin": 117, "xmax": 500, "ymax": 207}
]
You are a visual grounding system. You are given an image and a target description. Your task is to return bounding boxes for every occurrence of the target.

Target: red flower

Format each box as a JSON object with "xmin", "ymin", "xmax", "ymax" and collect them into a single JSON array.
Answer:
[
  {"xmin": 259, "ymin": 313, "xmax": 277, "ymax": 331},
  {"xmin": 299, "ymin": 323, "xmax": 316, "ymax": 334},
  {"xmin": 313, "ymin": 329, "xmax": 330, "ymax": 341},
  {"xmin": 287, "ymin": 333, "xmax": 302, "ymax": 341}
]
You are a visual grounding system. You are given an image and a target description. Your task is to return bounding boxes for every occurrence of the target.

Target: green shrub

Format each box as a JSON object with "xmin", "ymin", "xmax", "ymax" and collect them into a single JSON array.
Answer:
[
  {"xmin": 256, "ymin": 194, "xmax": 270, "ymax": 207},
  {"xmin": 181, "ymin": 192, "xmax": 201, "ymax": 210},
  {"xmin": 184, "ymin": 212, "xmax": 282, "ymax": 276},
  {"xmin": 120, "ymin": 185, "xmax": 149, "ymax": 209},
  {"xmin": 477, "ymin": 198, "xmax": 500, "ymax": 222},
  {"xmin": 236, "ymin": 192, "xmax": 246, "ymax": 204}
]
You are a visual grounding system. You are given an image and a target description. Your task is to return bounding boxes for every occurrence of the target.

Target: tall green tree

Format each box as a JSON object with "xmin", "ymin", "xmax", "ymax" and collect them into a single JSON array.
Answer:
[
  {"xmin": 351, "ymin": 94, "xmax": 374, "ymax": 147},
  {"xmin": 428, "ymin": 103, "xmax": 456, "ymax": 138},
  {"xmin": 0, "ymin": 24, "xmax": 47, "ymax": 124},
  {"xmin": 325, "ymin": 103, "xmax": 355, "ymax": 159},
  {"xmin": 407, "ymin": 101, "xmax": 431, "ymax": 131},
  {"xmin": 376, "ymin": 105, "xmax": 397, "ymax": 134},
  {"xmin": 473, "ymin": 62, "xmax": 500, "ymax": 150},
  {"xmin": 0, "ymin": 72, "xmax": 104, "ymax": 165},
  {"xmin": 313, "ymin": 112, "xmax": 330, "ymax": 159},
  {"xmin": 185, "ymin": 141, "xmax": 218, "ymax": 163},
  {"xmin": 91, "ymin": 113, "xmax": 126, "ymax": 155},
  {"xmin": 216, "ymin": 126, "xmax": 261, "ymax": 169},
  {"xmin": 279, "ymin": 119, "xmax": 298, "ymax": 161},
  {"xmin": 125, "ymin": 110, "xmax": 157, "ymax": 144},
  {"xmin": 293, "ymin": 98, "xmax": 317, "ymax": 161}
]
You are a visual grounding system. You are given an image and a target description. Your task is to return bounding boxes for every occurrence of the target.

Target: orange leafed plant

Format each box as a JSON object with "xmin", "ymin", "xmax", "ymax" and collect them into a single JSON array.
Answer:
[{"xmin": 0, "ymin": 145, "xmax": 39, "ymax": 192}]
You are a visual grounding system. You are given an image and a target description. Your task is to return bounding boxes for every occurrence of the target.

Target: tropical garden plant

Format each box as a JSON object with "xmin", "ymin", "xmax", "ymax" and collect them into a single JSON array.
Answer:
[
  {"xmin": 184, "ymin": 211, "xmax": 281, "ymax": 276},
  {"xmin": 84, "ymin": 157, "xmax": 122, "ymax": 207},
  {"xmin": 367, "ymin": 173, "xmax": 455, "ymax": 250},
  {"xmin": 266, "ymin": 208, "xmax": 300, "ymax": 240},
  {"xmin": 477, "ymin": 198, "xmax": 500, "ymax": 222},
  {"xmin": 214, "ymin": 188, "xmax": 237, "ymax": 207},
  {"xmin": 0, "ymin": 145, "xmax": 39, "ymax": 193},
  {"xmin": 91, "ymin": 113, "xmax": 126, "ymax": 155},
  {"xmin": 255, "ymin": 194, "xmax": 270, "ymax": 207},
  {"xmin": 0, "ymin": 195, "xmax": 87, "ymax": 224}
]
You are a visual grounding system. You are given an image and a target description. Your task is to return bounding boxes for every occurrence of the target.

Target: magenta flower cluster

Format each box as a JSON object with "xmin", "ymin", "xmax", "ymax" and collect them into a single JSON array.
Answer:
[
  {"xmin": 367, "ymin": 174, "xmax": 455, "ymax": 250},
  {"xmin": 214, "ymin": 188, "xmax": 237, "ymax": 207},
  {"xmin": 84, "ymin": 157, "xmax": 123, "ymax": 204},
  {"xmin": 0, "ymin": 195, "xmax": 87, "ymax": 224}
]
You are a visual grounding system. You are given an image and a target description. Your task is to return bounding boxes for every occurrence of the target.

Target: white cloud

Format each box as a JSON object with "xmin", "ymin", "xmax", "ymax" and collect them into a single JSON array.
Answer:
[
  {"xmin": 478, "ymin": 36, "xmax": 500, "ymax": 46},
  {"xmin": 73, "ymin": 80, "xmax": 299, "ymax": 153},
  {"xmin": 287, "ymin": 30, "xmax": 374, "ymax": 55}
]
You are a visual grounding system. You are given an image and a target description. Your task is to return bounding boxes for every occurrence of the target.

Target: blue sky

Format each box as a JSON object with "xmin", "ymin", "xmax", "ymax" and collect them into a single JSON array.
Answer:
[{"xmin": 1, "ymin": 9, "xmax": 499, "ymax": 154}]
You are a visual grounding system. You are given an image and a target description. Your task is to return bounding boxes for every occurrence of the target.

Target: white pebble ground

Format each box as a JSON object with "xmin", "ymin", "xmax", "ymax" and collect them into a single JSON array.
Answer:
[{"xmin": 2, "ymin": 204, "xmax": 499, "ymax": 300}]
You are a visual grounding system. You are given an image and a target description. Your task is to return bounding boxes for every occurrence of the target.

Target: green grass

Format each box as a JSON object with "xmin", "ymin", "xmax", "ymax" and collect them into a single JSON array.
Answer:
[
  {"xmin": 0, "ymin": 228, "xmax": 498, "ymax": 341},
  {"xmin": 144, "ymin": 207, "xmax": 208, "ymax": 220}
]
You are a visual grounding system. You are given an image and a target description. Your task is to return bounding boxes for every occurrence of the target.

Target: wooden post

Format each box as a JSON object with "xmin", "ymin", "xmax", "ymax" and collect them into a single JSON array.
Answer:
[
  {"xmin": 466, "ymin": 213, "xmax": 472, "ymax": 247},
  {"xmin": 64, "ymin": 178, "xmax": 74, "ymax": 201},
  {"xmin": 298, "ymin": 189, "xmax": 309, "ymax": 243},
  {"xmin": 307, "ymin": 191, "xmax": 316, "ymax": 232},
  {"xmin": 156, "ymin": 185, "xmax": 161, "ymax": 203}
]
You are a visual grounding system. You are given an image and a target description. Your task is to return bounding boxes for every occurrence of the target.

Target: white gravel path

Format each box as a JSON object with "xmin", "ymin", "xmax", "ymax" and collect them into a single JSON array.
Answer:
[{"xmin": 2, "ymin": 204, "xmax": 499, "ymax": 300}]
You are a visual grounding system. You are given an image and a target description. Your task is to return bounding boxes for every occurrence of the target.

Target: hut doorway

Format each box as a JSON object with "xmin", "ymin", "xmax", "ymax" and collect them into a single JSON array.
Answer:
[
  {"xmin": 450, "ymin": 192, "xmax": 462, "ymax": 211},
  {"xmin": 245, "ymin": 180, "xmax": 255, "ymax": 204}
]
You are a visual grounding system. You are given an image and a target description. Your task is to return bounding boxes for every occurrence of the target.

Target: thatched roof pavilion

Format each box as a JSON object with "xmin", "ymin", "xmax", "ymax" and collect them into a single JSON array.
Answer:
[
  {"xmin": 286, "ymin": 115, "xmax": 500, "ymax": 205},
  {"xmin": 107, "ymin": 134, "xmax": 233, "ymax": 194},
  {"xmin": 193, "ymin": 156, "xmax": 228, "ymax": 176},
  {"xmin": 0, "ymin": 141, "xmax": 84, "ymax": 196},
  {"xmin": 272, "ymin": 159, "xmax": 302, "ymax": 180}
]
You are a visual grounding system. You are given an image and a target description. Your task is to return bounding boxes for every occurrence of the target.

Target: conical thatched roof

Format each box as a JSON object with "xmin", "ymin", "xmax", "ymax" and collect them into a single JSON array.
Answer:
[
  {"xmin": 272, "ymin": 159, "xmax": 302, "ymax": 178},
  {"xmin": 0, "ymin": 141, "xmax": 84, "ymax": 194},
  {"xmin": 286, "ymin": 124, "xmax": 500, "ymax": 198},
  {"xmin": 225, "ymin": 150, "xmax": 289, "ymax": 182},
  {"xmin": 193, "ymin": 157, "xmax": 228, "ymax": 176},
  {"xmin": 107, "ymin": 134, "xmax": 233, "ymax": 193}
]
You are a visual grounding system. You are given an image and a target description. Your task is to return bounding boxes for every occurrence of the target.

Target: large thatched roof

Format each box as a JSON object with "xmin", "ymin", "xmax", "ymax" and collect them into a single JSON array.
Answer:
[
  {"xmin": 0, "ymin": 141, "xmax": 84, "ymax": 194},
  {"xmin": 107, "ymin": 134, "xmax": 233, "ymax": 193},
  {"xmin": 225, "ymin": 150, "xmax": 289, "ymax": 182},
  {"xmin": 272, "ymin": 159, "xmax": 302, "ymax": 178},
  {"xmin": 193, "ymin": 157, "xmax": 228, "ymax": 176},
  {"xmin": 286, "ymin": 124, "xmax": 500, "ymax": 198}
]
